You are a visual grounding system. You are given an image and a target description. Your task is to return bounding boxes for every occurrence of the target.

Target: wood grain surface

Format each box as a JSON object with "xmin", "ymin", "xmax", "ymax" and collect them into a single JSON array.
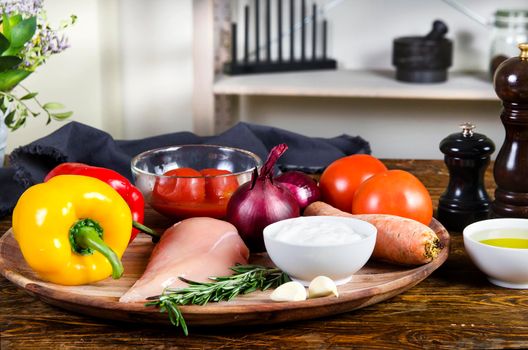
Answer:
[{"xmin": 1, "ymin": 160, "xmax": 527, "ymax": 349}]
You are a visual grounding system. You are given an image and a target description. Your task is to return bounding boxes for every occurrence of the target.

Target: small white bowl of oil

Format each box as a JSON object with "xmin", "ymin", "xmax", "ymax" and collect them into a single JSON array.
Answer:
[{"xmin": 463, "ymin": 218, "xmax": 528, "ymax": 289}]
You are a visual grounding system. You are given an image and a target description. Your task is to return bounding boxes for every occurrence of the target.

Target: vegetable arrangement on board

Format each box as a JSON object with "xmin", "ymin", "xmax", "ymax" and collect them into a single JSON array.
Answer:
[{"xmin": 8, "ymin": 144, "xmax": 444, "ymax": 336}]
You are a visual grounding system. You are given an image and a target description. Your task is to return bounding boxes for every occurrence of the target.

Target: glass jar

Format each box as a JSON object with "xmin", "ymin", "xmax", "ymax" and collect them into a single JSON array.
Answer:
[{"xmin": 489, "ymin": 9, "xmax": 528, "ymax": 79}]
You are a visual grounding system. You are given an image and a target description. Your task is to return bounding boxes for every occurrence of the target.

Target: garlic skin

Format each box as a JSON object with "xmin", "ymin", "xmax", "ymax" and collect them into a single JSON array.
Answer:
[
  {"xmin": 270, "ymin": 281, "xmax": 307, "ymax": 302},
  {"xmin": 308, "ymin": 276, "xmax": 339, "ymax": 298}
]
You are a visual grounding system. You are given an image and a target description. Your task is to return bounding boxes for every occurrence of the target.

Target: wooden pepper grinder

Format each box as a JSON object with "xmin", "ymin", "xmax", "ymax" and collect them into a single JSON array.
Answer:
[
  {"xmin": 492, "ymin": 43, "xmax": 528, "ymax": 218},
  {"xmin": 437, "ymin": 123, "xmax": 495, "ymax": 232}
]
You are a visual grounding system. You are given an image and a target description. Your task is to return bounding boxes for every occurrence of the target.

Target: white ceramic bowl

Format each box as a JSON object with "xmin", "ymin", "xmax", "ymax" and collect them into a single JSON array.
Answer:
[
  {"xmin": 463, "ymin": 218, "xmax": 528, "ymax": 289},
  {"xmin": 263, "ymin": 216, "xmax": 377, "ymax": 286}
]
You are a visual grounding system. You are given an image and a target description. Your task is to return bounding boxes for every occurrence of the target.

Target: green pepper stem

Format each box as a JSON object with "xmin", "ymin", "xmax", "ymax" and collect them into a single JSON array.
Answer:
[
  {"xmin": 74, "ymin": 226, "xmax": 124, "ymax": 279},
  {"xmin": 133, "ymin": 221, "xmax": 161, "ymax": 243}
]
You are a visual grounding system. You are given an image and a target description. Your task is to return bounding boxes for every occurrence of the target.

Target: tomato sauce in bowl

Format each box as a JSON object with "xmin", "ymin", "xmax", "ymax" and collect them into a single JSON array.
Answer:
[
  {"xmin": 131, "ymin": 145, "xmax": 262, "ymax": 221},
  {"xmin": 151, "ymin": 168, "xmax": 239, "ymax": 219},
  {"xmin": 151, "ymin": 198, "xmax": 231, "ymax": 219}
]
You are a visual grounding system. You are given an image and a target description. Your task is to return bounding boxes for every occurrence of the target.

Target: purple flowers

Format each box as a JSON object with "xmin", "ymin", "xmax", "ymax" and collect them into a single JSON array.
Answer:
[
  {"xmin": 0, "ymin": 0, "xmax": 43, "ymax": 17},
  {"xmin": 22, "ymin": 21, "xmax": 72, "ymax": 68},
  {"xmin": 39, "ymin": 25, "xmax": 70, "ymax": 54}
]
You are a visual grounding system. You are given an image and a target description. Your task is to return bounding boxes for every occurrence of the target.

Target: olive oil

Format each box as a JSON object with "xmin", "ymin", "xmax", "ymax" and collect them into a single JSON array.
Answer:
[{"xmin": 480, "ymin": 238, "xmax": 528, "ymax": 249}]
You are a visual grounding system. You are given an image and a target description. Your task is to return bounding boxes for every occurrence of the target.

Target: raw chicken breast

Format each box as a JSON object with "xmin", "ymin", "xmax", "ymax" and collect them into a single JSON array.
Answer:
[{"xmin": 119, "ymin": 217, "xmax": 249, "ymax": 303}]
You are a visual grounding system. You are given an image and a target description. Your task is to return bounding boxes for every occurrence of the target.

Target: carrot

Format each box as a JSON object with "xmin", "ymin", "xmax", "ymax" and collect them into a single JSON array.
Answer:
[{"xmin": 304, "ymin": 201, "xmax": 443, "ymax": 265}]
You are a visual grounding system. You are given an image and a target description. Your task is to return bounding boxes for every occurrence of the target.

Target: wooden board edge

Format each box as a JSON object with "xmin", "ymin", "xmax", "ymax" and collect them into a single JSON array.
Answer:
[{"xmin": 0, "ymin": 221, "xmax": 451, "ymax": 327}]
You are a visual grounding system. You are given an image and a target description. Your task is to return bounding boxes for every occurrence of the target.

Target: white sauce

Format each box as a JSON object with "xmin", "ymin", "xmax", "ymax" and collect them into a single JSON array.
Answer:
[{"xmin": 270, "ymin": 220, "xmax": 364, "ymax": 246}]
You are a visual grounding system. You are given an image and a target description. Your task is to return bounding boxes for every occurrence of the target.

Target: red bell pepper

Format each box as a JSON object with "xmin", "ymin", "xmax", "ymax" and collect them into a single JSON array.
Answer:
[{"xmin": 45, "ymin": 163, "xmax": 147, "ymax": 243}]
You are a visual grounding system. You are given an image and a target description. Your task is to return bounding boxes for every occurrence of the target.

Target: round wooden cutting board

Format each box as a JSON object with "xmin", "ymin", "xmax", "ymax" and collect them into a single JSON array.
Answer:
[{"xmin": 0, "ymin": 219, "xmax": 449, "ymax": 327}]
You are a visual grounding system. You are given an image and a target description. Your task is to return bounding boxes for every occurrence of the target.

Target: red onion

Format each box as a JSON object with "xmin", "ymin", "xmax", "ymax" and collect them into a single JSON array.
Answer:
[
  {"xmin": 226, "ymin": 144, "xmax": 300, "ymax": 252},
  {"xmin": 275, "ymin": 171, "xmax": 320, "ymax": 210}
]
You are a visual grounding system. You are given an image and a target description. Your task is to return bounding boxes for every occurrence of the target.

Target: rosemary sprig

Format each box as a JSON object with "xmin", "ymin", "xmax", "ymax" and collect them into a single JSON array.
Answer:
[{"xmin": 145, "ymin": 264, "xmax": 290, "ymax": 336}]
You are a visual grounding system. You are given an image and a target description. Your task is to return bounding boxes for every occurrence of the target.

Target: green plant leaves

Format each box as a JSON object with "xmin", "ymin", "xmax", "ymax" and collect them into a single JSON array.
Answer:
[
  {"xmin": 2, "ymin": 14, "xmax": 13, "ymax": 42},
  {"xmin": 0, "ymin": 69, "xmax": 31, "ymax": 91},
  {"xmin": 1, "ymin": 13, "xmax": 23, "ymax": 44},
  {"xmin": 0, "ymin": 90, "xmax": 73, "ymax": 131},
  {"xmin": 42, "ymin": 102, "xmax": 73, "ymax": 123},
  {"xmin": 0, "ymin": 56, "xmax": 22, "ymax": 72},
  {"xmin": 1, "ymin": 15, "xmax": 37, "ymax": 57},
  {"xmin": 4, "ymin": 110, "xmax": 16, "ymax": 128},
  {"xmin": 51, "ymin": 111, "xmax": 73, "ymax": 120},
  {"xmin": 7, "ymin": 14, "xmax": 23, "ymax": 29},
  {"xmin": 0, "ymin": 34, "xmax": 9, "ymax": 55},
  {"xmin": 43, "ymin": 102, "xmax": 65, "ymax": 110},
  {"xmin": 10, "ymin": 17, "xmax": 37, "ymax": 49},
  {"xmin": 20, "ymin": 92, "xmax": 38, "ymax": 100}
]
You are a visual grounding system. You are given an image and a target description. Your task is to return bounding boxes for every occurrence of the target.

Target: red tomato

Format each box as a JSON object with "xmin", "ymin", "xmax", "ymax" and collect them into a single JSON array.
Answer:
[
  {"xmin": 153, "ymin": 167, "xmax": 205, "ymax": 203},
  {"xmin": 352, "ymin": 169, "xmax": 433, "ymax": 225},
  {"xmin": 200, "ymin": 168, "xmax": 239, "ymax": 201},
  {"xmin": 319, "ymin": 154, "xmax": 387, "ymax": 212}
]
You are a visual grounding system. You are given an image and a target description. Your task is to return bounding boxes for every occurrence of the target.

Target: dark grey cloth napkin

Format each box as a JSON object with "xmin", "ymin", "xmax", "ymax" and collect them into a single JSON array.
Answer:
[{"xmin": 0, "ymin": 121, "xmax": 370, "ymax": 218}]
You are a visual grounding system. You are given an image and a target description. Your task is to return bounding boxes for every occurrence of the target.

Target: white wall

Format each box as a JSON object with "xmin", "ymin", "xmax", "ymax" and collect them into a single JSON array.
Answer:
[
  {"xmin": 239, "ymin": 96, "xmax": 502, "ymax": 159},
  {"xmin": 120, "ymin": 0, "xmax": 194, "ymax": 139},
  {"xmin": 6, "ymin": 0, "xmax": 194, "ymax": 152}
]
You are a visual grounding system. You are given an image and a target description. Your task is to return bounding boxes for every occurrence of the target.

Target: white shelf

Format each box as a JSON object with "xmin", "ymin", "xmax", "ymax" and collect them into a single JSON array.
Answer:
[{"xmin": 213, "ymin": 69, "xmax": 498, "ymax": 101}]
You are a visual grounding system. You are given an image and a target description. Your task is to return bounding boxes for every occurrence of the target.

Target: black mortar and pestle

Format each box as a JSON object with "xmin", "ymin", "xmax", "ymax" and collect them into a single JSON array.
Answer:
[{"xmin": 392, "ymin": 20, "xmax": 453, "ymax": 83}]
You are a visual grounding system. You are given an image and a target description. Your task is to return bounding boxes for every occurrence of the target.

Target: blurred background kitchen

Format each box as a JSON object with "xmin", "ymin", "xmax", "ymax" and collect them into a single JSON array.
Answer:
[{"xmin": 6, "ymin": 0, "xmax": 528, "ymax": 159}]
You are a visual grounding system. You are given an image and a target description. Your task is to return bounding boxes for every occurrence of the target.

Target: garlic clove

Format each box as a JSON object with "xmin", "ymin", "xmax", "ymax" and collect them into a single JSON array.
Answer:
[
  {"xmin": 308, "ymin": 276, "xmax": 339, "ymax": 298},
  {"xmin": 270, "ymin": 281, "xmax": 307, "ymax": 302}
]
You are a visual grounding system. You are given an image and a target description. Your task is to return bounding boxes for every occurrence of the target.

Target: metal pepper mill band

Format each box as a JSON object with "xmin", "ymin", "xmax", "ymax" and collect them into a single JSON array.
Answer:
[
  {"xmin": 491, "ymin": 43, "xmax": 528, "ymax": 218},
  {"xmin": 437, "ymin": 123, "xmax": 495, "ymax": 232}
]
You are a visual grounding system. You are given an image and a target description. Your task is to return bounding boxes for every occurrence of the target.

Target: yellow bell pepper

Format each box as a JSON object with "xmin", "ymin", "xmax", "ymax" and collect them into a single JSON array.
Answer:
[{"xmin": 12, "ymin": 174, "xmax": 132, "ymax": 285}]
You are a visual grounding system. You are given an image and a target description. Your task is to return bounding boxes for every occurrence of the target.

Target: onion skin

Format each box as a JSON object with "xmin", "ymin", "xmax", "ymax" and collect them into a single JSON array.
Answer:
[
  {"xmin": 227, "ymin": 178, "xmax": 299, "ymax": 252},
  {"xmin": 226, "ymin": 144, "xmax": 300, "ymax": 252},
  {"xmin": 275, "ymin": 171, "xmax": 320, "ymax": 210}
]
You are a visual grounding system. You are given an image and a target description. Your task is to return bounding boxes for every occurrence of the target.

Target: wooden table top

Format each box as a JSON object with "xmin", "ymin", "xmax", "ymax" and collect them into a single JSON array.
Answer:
[{"xmin": 1, "ymin": 160, "xmax": 527, "ymax": 349}]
